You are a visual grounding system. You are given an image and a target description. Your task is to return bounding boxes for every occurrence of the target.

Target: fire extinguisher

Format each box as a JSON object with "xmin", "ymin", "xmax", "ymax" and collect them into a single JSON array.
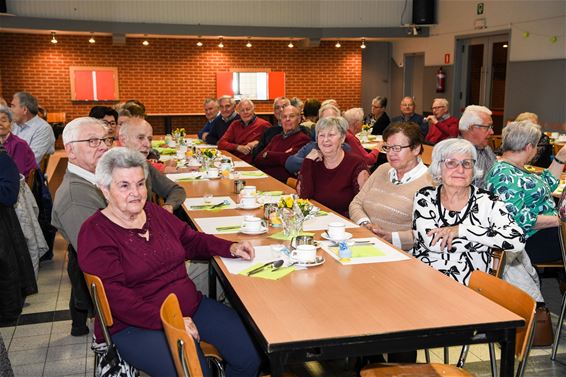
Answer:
[{"xmin": 436, "ymin": 66, "xmax": 446, "ymax": 93}]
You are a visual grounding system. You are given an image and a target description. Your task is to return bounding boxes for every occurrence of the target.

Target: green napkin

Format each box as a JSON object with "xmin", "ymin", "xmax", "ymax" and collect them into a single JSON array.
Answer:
[
  {"xmin": 240, "ymin": 171, "xmax": 267, "ymax": 177},
  {"xmin": 330, "ymin": 245, "xmax": 386, "ymax": 258},
  {"xmin": 177, "ymin": 177, "xmax": 205, "ymax": 182},
  {"xmin": 239, "ymin": 263, "xmax": 295, "ymax": 280},
  {"xmin": 151, "ymin": 140, "xmax": 166, "ymax": 148},
  {"xmin": 215, "ymin": 225, "xmax": 241, "ymax": 232},
  {"xmin": 269, "ymin": 231, "xmax": 314, "ymax": 241},
  {"xmin": 155, "ymin": 147, "xmax": 177, "ymax": 155},
  {"xmin": 316, "ymin": 210, "xmax": 329, "ymax": 216},
  {"xmin": 192, "ymin": 139, "xmax": 203, "ymax": 145},
  {"xmin": 258, "ymin": 191, "xmax": 284, "ymax": 196},
  {"xmin": 190, "ymin": 204, "xmax": 229, "ymax": 211}
]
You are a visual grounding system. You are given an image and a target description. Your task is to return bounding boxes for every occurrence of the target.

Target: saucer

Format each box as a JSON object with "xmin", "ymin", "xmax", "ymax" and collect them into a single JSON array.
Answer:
[
  {"xmin": 239, "ymin": 226, "xmax": 268, "ymax": 235},
  {"xmin": 238, "ymin": 203, "xmax": 261, "ymax": 210},
  {"xmin": 206, "ymin": 175, "xmax": 221, "ymax": 180},
  {"xmin": 321, "ymin": 232, "xmax": 352, "ymax": 242},
  {"xmin": 290, "ymin": 256, "xmax": 325, "ymax": 268}
]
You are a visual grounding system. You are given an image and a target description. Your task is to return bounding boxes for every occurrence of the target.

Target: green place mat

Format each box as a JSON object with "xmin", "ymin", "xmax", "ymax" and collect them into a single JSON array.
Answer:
[
  {"xmin": 177, "ymin": 177, "xmax": 205, "ymax": 182},
  {"xmin": 258, "ymin": 191, "xmax": 284, "ymax": 196},
  {"xmin": 155, "ymin": 147, "xmax": 177, "ymax": 155},
  {"xmin": 240, "ymin": 171, "xmax": 267, "ymax": 177},
  {"xmin": 330, "ymin": 245, "xmax": 386, "ymax": 258},
  {"xmin": 239, "ymin": 263, "xmax": 295, "ymax": 280},
  {"xmin": 151, "ymin": 140, "xmax": 166, "ymax": 148},
  {"xmin": 316, "ymin": 210, "xmax": 328, "ymax": 216},
  {"xmin": 215, "ymin": 225, "xmax": 241, "ymax": 232},
  {"xmin": 269, "ymin": 231, "xmax": 314, "ymax": 241},
  {"xmin": 190, "ymin": 204, "xmax": 230, "ymax": 211}
]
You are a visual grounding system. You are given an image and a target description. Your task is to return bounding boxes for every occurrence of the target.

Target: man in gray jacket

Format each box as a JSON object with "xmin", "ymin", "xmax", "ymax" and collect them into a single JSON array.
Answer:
[
  {"xmin": 52, "ymin": 117, "xmax": 113, "ymax": 336},
  {"xmin": 118, "ymin": 118, "xmax": 186, "ymax": 213}
]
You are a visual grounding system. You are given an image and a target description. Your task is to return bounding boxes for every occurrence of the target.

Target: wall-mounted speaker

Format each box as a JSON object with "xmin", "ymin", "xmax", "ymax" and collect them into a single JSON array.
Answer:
[{"xmin": 412, "ymin": 0, "xmax": 436, "ymax": 25}]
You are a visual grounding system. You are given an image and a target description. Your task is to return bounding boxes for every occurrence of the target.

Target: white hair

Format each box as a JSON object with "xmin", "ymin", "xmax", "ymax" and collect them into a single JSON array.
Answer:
[
  {"xmin": 62, "ymin": 117, "xmax": 106, "ymax": 146},
  {"xmin": 501, "ymin": 121, "xmax": 541, "ymax": 152},
  {"xmin": 342, "ymin": 108, "xmax": 364, "ymax": 125},
  {"xmin": 459, "ymin": 105, "xmax": 492, "ymax": 132},
  {"xmin": 429, "ymin": 138, "xmax": 482, "ymax": 184},
  {"xmin": 95, "ymin": 147, "xmax": 149, "ymax": 189}
]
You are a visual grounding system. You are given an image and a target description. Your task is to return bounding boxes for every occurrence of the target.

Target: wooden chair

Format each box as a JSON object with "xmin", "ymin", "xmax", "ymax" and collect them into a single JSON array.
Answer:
[
  {"xmin": 160, "ymin": 293, "xmax": 226, "ymax": 377},
  {"xmin": 421, "ymin": 144, "xmax": 433, "ymax": 165},
  {"xmin": 46, "ymin": 112, "xmax": 66, "ymax": 124},
  {"xmin": 489, "ymin": 135, "xmax": 502, "ymax": 151},
  {"xmin": 551, "ymin": 221, "xmax": 566, "ymax": 360},
  {"xmin": 489, "ymin": 249, "xmax": 506, "ymax": 278},
  {"xmin": 361, "ymin": 271, "xmax": 536, "ymax": 377},
  {"xmin": 286, "ymin": 177, "xmax": 297, "ymax": 189},
  {"xmin": 39, "ymin": 153, "xmax": 50, "ymax": 174},
  {"xmin": 26, "ymin": 168, "xmax": 38, "ymax": 189}
]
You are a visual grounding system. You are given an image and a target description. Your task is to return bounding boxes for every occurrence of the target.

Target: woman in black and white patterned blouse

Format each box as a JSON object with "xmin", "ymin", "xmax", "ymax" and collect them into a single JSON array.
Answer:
[{"xmin": 411, "ymin": 138, "xmax": 525, "ymax": 285}]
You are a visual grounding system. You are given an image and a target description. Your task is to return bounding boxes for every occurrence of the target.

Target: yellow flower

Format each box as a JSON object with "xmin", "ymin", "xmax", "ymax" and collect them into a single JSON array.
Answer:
[{"xmin": 285, "ymin": 197, "xmax": 294, "ymax": 208}]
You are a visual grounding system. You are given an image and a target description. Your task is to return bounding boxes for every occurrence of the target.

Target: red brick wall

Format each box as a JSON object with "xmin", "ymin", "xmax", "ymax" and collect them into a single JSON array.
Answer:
[{"xmin": 0, "ymin": 33, "xmax": 361, "ymax": 133}]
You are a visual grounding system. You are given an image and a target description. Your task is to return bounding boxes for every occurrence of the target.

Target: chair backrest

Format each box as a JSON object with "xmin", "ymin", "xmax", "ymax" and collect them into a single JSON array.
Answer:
[
  {"xmin": 83, "ymin": 272, "xmax": 114, "ymax": 345},
  {"xmin": 39, "ymin": 154, "xmax": 50, "ymax": 173},
  {"xmin": 557, "ymin": 221, "xmax": 566, "ymax": 275},
  {"xmin": 26, "ymin": 168, "xmax": 38, "ymax": 189},
  {"xmin": 160, "ymin": 293, "xmax": 204, "ymax": 377},
  {"xmin": 421, "ymin": 144, "xmax": 433, "ymax": 165},
  {"xmin": 46, "ymin": 112, "xmax": 66, "ymax": 124},
  {"xmin": 286, "ymin": 177, "xmax": 298, "ymax": 189},
  {"xmin": 469, "ymin": 271, "xmax": 536, "ymax": 362},
  {"xmin": 489, "ymin": 248, "xmax": 506, "ymax": 278}
]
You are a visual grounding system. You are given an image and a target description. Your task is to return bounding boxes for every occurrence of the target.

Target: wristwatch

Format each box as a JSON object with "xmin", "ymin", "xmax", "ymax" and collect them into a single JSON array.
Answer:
[{"xmin": 360, "ymin": 221, "xmax": 370, "ymax": 227}]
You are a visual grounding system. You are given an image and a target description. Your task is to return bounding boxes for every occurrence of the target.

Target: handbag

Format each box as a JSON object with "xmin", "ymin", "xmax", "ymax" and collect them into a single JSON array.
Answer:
[
  {"xmin": 92, "ymin": 341, "xmax": 139, "ymax": 377},
  {"xmin": 532, "ymin": 306, "xmax": 554, "ymax": 347}
]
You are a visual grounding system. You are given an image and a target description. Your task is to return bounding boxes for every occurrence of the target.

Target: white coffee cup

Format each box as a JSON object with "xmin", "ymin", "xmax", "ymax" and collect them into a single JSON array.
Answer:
[
  {"xmin": 291, "ymin": 244, "xmax": 317, "ymax": 263},
  {"xmin": 241, "ymin": 216, "xmax": 265, "ymax": 232},
  {"xmin": 241, "ymin": 185, "xmax": 256, "ymax": 196},
  {"xmin": 207, "ymin": 168, "xmax": 219, "ymax": 178},
  {"xmin": 240, "ymin": 195, "xmax": 257, "ymax": 208},
  {"xmin": 327, "ymin": 222, "xmax": 346, "ymax": 240},
  {"xmin": 551, "ymin": 132, "xmax": 560, "ymax": 139}
]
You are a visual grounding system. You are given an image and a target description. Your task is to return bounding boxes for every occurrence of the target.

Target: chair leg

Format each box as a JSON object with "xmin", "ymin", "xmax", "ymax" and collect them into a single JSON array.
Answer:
[
  {"xmin": 443, "ymin": 347, "xmax": 449, "ymax": 364},
  {"xmin": 207, "ymin": 357, "xmax": 225, "ymax": 377},
  {"xmin": 488, "ymin": 343, "xmax": 498, "ymax": 377},
  {"xmin": 457, "ymin": 344, "xmax": 469, "ymax": 368},
  {"xmin": 93, "ymin": 352, "xmax": 98, "ymax": 377},
  {"xmin": 551, "ymin": 292, "xmax": 566, "ymax": 360}
]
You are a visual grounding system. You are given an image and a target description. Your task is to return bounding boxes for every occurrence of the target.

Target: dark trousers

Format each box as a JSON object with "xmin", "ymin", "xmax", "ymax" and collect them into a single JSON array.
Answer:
[
  {"xmin": 526, "ymin": 227, "xmax": 562, "ymax": 264},
  {"xmin": 67, "ymin": 245, "xmax": 92, "ymax": 331},
  {"xmin": 113, "ymin": 297, "xmax": 262, "ymax": 377}
]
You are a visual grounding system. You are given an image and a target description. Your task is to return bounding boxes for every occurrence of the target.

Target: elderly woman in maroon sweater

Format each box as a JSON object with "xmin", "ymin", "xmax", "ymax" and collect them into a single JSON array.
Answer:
[
  {"xmin": 78, "ymin": 148, "xmax": 261, "ymax": 377},
  {"xmin": 254, "ymin": 105, "xmax": 310, "ymax": 182},
  {"xmin": 298, "ymin": 116, "xmax": 369, "ymax": 216}
]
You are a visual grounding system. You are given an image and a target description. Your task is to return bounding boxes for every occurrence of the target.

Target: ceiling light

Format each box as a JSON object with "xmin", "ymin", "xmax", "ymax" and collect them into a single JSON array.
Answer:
[
  {"xmin": 89, "ymin": 33, "xmax": 96, "ymax": 44},
  {"xmin": 360, "ymin": 38, "xmax": 366, "ymax": 49},
  {"xmin": 335, "ymin": 41, "xmax": 341, "ymax": 48},
  {"xmin": 50, "ymin": 32, "xmax": 57, "ymax": 44},
  {"xmin": 503, "ymin": 44, "xmax": 508, "ymax": 48},
  {"xmin": 218, "ymin": 38, "xmax": 224, "ymax": 48},
  {"xmin": 246, "ymin": 38, "xmax": 252, "ymax": 48},
  {"xmin": 288, "ymin": 41, "xmax": 294, "ymax": 48}
]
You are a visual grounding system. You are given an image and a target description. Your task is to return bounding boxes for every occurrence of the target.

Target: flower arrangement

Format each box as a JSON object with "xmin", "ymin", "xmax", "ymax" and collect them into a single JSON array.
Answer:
[
  {"xmin": 172, "ymin": 128, "xmax": 186, "ymax": 138},
  {"xmin": 201, "ymin": 148, "xmax": 217, "ymax": 159},
  {"xmin": 362, "ymin": 123, "xmax": 372, "ymax": 132},
  {"xmin": 277, "ymin": 195, "xmax": 316, "ymax": 218}
]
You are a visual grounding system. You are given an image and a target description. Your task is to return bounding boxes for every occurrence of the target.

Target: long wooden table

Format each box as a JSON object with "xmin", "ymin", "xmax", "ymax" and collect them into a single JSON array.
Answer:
[{"xmin": 179, "ymin": 151, "xmax": 524, "ymax": 377}]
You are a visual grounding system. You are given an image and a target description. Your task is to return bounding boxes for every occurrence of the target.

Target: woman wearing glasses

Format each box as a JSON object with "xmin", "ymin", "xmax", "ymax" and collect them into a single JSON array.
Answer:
[
  {"xmin": 349, "ymin": 122, "xmax": 432, "ymax": 250},
  {"xmin": 412, "ymin": 138, "xmax": 524, "ymax": 285},
  {"xmin": 486, "ymin": 120, "xmax": 566, "ymax": 265}
]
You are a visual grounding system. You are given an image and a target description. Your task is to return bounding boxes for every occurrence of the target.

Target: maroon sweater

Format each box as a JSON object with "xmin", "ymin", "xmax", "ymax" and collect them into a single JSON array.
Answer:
[
  {"xmin": 425, "ymin": 115, "xmax": 459, "ymax": 144},
  {"xmin": 254, "ymin": 129, "xmax": 310, "ymax": 182},
  {"xmin": 217, "ymin": 116, "xmax": 271, "ymax": 163},
  {"xmin": 299, "ymin": 153, "xmax": 368, "ymax": 217},
  {"xmin": 345, "ymin": 131, "xmax": 379, "ymax": 166},
  {"xmin": 77, "ymin": 202, "xmax": 233, "ymax": 339}
]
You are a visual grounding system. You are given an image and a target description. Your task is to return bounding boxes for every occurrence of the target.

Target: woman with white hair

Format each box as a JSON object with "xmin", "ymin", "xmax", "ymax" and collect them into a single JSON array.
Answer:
[
  {"xmin": 78, "ymin": 147, "xmax": 261, "ymax": 376},
  {"xmin": 486, "ymin": 120, "xmax": 566, "ymax": 264},
  {"xmin": 412, "ymin": 138, "xmax": 525, "ymax": 285}
]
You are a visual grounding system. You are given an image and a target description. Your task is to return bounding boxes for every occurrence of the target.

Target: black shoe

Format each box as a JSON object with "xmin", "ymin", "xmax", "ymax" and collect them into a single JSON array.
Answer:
[{"xmin": 71, "ymin": 326, "xmax": 89, "ymax": 337}]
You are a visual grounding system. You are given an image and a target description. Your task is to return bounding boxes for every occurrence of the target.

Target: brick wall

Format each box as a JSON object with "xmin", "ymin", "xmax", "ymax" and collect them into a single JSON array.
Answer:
[{"xmin": 0, "ymin": 33, "xmax": 361, "ymax": 133}]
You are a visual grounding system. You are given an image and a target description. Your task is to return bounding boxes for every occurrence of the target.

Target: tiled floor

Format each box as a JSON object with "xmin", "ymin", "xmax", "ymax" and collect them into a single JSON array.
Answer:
[{"xmin": 2, "ymin": 233, "xmax": 566, "ymax": 377}]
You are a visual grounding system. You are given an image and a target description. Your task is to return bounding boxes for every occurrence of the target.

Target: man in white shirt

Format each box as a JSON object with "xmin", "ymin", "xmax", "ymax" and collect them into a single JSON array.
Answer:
[
  {"xmin": 52, "ymin": 117, "xmax": 112, "ymax": 336},
  {"xmin": 10, "ymin": 92, "xmax": 55, "ymax": 165}
]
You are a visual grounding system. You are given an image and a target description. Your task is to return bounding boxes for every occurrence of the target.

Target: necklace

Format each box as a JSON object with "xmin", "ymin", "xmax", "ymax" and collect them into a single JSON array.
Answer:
[{"xmin": 436, "ymin": 185, "xmax": 475, "ymax": 227}]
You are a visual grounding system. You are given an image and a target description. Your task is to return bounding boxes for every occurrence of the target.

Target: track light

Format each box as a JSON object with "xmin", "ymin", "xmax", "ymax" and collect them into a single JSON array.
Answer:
[
  {"xmin": 335, "ymin": 41, "xmax": 341, "ymax": 48},
  {"xmin": 50, "ymin": 32, "xmax": 57, "ymax": 44},
  {"xmin": 246, "ymin": 38, "xmax": 252, "ymax": 48},
  {"xmin": 360, "ymin": 38, "xmax": 366, "ymax": 49},
  {"xmin": 218, "ymin": 38, "xmax": 224, "ymax": 48},
  {"xmin": 89, "ymin": 33, "xmax": 96, "ymax": 44},
  {"xmin": 288, "ymin": 41, "xmax": 294, "ymax": 48}
]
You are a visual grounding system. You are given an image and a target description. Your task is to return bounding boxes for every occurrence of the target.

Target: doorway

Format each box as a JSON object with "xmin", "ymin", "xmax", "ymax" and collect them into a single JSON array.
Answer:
[{"xmin": 453, "ymin": 33, "xmax": 509, "ymax": 133}]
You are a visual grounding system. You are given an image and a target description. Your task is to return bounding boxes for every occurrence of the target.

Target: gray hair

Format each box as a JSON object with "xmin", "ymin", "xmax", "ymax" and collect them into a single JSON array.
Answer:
[
  {"xmin": 459, "ymin": 105, "xmax": 492, "ymax": 131},
  {"xmin": 501, "ymin": 121, "xmax": 541, "ymax": 153},
  {"xmin": 321, "ymin": 99, "xmax": 338, "ymax": 108},
  {"xmin": 315, "ymin": 116, "xmax": 348, "ymax": 139},
  {"xmin": 290, "ymin": 97, "xmax": 303, "ymax": 109},
  {"xmin": 14, "ymin": 92, "xmax": 39, "ymax": 115},
  {"xmin": 62, "ymin": 117, "xmax": 106, "ymax": 146},
  {"xmin": 372, "ymin": 96, "xmax": 387, "ymax": 108},
  {"xmin": 218, "ymin": 95, "xmax": 236, "ymax": 106},
  {"xmin": 0, "ymin": 105, "xmax": 13, "ymax": 122},
  {"xmin": 342, "ymin": 108, "xmax": 364, "ymax": 125},
  {"xmin": 203, "ymin": 98, "xmax": 218, "ymax": 106},
  {"xmin": 318, "ymin": 104, "xmax": 341, "ymax": 118},
  {"xmin": 429, "ymin": 138, "xmax": 482, "ymax": 184},
  {"xmin": 433, "ymin": 98, "xmax": 449, "ymax": 108},
  {"xmin": 95, "ymin": 147, "xmax": 149, "ymax": 189},
  {"xmin": 273, "ymin": 96, "xmax": 290, "ymax": 109},
  {"xmin": 238, "ymin": 98, "xmax": 255, "ymax": 110},
  {"xmin": 119, "ymin": 117, "xmax": 152, "ymax": 139}
]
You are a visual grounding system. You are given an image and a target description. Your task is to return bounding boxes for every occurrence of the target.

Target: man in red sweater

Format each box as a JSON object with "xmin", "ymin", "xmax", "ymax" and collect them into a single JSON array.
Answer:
[
  {"xmin": 254, "ymin": 106, "xmax": 310, "ymax": 182},
  {"xmin": 217, "ymin": 98, "xmax": 270, "ymax": 163},
  {"xmin": 424, "ymin": 98, "xmax": 459, "ymax": 144},
  {"xmin": 343, "ymin": 107, "xmax": 380, "ymax": 167}
]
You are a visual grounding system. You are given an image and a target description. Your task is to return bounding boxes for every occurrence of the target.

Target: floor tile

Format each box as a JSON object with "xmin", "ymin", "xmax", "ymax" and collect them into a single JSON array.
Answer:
[
  {"xmin": 13, "ymin": 323, "xmax": 52, "ymax": 338},
  {"xmin": 9, "ymin": 334, "xmax": 50, "ymax": 351},
  {"xmin": 51, "ymin": 320, "xmax": 73, "ymax": 334},
  {"xmin": 43, "ymin": 358, "xmax": 86, "ymax": 377},
  {"xmin": 0, "ymin": 326, "xmax": 15, "ymax": 345},
  {"xmin": 12, "ymin": 362, "xmax": 45, "ymax": 377},
  {"xmin": 49, "ymin": 331, "xmax": 89, "ymax": 347},
  {"xmin": 46, "ymin": 343, "xmax": 87, "ymax": 362},
  {"xmin": 8, "ymin": 347, "xmax": 48, "ymax": 366}
]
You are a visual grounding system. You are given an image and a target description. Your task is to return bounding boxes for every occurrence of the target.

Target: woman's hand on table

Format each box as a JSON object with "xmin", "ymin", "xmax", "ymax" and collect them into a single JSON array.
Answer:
[
  {"xmin": 427, "ymin": 225, "xmax": 459, "ymax": 250},
  {"xmin": 183, "ymin": 317, "xmax": 200, "ymax": 341},
  {"xmin": 230, "ymin": 241, "xmax": 255, "ymax": 260}
]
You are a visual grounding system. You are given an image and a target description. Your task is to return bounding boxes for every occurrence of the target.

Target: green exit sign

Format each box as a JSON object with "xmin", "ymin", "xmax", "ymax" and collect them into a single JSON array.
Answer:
[{"xmin": 477, "ymin": 2, "xmax": 484, "ymax": 15}]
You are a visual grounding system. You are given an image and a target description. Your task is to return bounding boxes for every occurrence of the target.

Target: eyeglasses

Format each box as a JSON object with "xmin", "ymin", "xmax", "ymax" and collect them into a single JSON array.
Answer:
[
  {"xmin": 431, "ymin": 106, "xmax": 446, "ymax": 110},
  {"xmin": 442, "ymin": 158, "xmax": 476, "ymax": 169},
  {"xmin": 102, "ymin": 120, "xmax": 117, "ymax": 127},
  {"xmin": 381, "ymin": 144, "xmax": 412, "ymax": 153},
  {"xmin": 68, "ymin": 137, "xmax": 114, "ymax": 148},
  {"xmin": 473, "ymin": 124, "xmax": 493, "ymax": 130}
]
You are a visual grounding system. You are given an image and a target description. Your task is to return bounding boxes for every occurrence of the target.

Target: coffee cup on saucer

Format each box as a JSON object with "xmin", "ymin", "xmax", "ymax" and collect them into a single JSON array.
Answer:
[
  {"xmin": 291, "ymin": 244, "xmax": 317, "ymax": 263},
  {"xmin": 327, "ymin": 222, "xmax": 346, "ymax": 240},
  {"xmin": 240, "ymin": 195, "xmax": 258, "ymax": 208},
  {"xmin": 207, "ymin": 168, "xmax": 219, "ymax": 178},
  {"xmin": 241, "ymin": 185, "xmax": 256, "ymax": 196},
  {"xmin": 241, "ymin": 216, "xmax": 266, "ymax": 232}
]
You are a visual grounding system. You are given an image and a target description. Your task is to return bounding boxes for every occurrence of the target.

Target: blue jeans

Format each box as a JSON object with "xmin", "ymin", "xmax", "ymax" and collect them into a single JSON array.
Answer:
[{"xmin": 113, "ymin": 297, "xmax": 261, "ymax": 377}]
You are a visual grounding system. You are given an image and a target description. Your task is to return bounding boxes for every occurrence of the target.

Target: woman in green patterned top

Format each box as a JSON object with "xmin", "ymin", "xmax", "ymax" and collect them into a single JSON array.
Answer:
[{"xmin": 486, "ymin": 120, "xmax": 566, "ymax": 263}]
